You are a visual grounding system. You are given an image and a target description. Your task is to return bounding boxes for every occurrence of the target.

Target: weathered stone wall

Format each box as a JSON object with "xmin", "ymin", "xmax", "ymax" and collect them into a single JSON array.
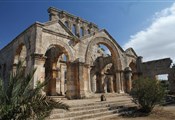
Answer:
[
  {"xmin": 0, "ymin": 24, "xmax": 36, "ymax": 81},
  {"xmin": 140, "ymin": 58, "xmax": 175, "ymax": 93},
  {"xmin": 141, "ymin": 58, "xmax": 172, "ymax": 78}
]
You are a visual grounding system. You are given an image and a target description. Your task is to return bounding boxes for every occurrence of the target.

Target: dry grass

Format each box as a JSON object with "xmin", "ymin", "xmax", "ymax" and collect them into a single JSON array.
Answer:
[{"xmin": 110, "ymin": 104, "xmax": 175, "ymax": 120}]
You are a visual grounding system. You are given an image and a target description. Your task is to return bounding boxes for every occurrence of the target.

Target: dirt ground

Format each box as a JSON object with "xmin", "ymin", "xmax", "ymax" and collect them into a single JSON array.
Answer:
[{"xmin": 112, "ymin": 104, "xmax": 175, "ymax": 120}]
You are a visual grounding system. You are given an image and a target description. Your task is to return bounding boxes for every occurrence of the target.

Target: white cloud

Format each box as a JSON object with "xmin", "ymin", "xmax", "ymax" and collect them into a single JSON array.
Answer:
[{"xmin": 124, "ymin": 3, "xmax": 175, "ymax": 63}]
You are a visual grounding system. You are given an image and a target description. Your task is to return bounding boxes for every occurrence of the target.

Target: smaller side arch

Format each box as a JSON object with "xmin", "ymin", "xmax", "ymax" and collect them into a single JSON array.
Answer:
[
  {"xmin": 13, "ymin": 43, "xmax": 27, "ymax": 66},
  {"xmin": 44, "ymin": 43, "xmax": 74, "ymax": 96},
  {"xmin": 44, "ymin": 41, "xmax": 74, "ymax": 62}
]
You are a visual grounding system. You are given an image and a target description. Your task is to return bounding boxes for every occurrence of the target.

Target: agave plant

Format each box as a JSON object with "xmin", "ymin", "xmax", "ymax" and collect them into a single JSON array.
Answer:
[{"xmin": 0, "ymin": 61, "xmax": 69, "ymax": 120}]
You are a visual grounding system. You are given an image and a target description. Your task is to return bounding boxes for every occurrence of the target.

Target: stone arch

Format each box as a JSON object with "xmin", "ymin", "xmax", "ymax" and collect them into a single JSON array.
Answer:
[
  {"xmin": 86, "ymin": 37, "xmax": 122, "ymax": 93},
  {"xmin": 124, "ymin": 61, "xmax": 138, "ymax": 93},
  {"xmin": 45, "ymin": 42, "xmax": 74, "ymax": 62},
  {"xmin": 85, "ymin": 37, "xmax": 122, "ymax": 70},
  {"xmin": 90, "ymin": 57, "xmax": 114, "ymax": 93},
  {"xmin": 13, "ymin": 43, "xmax": 27, "ymax": 65},
  {"xmin": 44, "ymin": 44, "xmax": 73, "ymax": 96},
  {"xmin": 101, "ymin": 63, "xmax": 114, "ymax": 93},
  {"xmin": 129, "ymin": 61, "xmax": 137, "ymax": 80}
]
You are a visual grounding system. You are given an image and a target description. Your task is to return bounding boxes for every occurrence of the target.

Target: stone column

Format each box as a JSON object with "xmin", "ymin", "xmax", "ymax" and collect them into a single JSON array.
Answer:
[
  {"xmin": 50, "ymin": 68, "xmax": 58, "ymax": 96},
  {"xmin": 115, "ymin": 71, "xmax": 122, "ymax": 93},
  {"xmin": 33, "ymin": 53, "xmax": 46, "ymax": 95},
  {"xmin": 108, "ymin": 75, "xmax": 114, "ymax": 93},
  {"xmin": 120, "ymin": 71, "xmax": 125, "ymax": 93},
  {"xmin": 96, "ymin": 73, "xmax": 101, "ymax": 93},
  {"xmin": 59, "ymin": 64, "xmax": 67, "ymax": 95},
  {"xmin": 87, "ymin": 65, "xmax": 92, "ymax": 93},
  {"xmin": 66, "ymin": 62, "xmax": 79, "ymax": 99},
  {"xmin": 104, "ymin": 76, "xmax": 108, "ymax": 93},
  {"xmin": 124, "ymin": 67, "xmax": 132, "ymax": 93},
  {"xmin": 56, "ymin": 68, "xmax": 61, "ymax": 95},
  {"xmin": 100, "ymin": 74, "xmax": 105, "ymax": 93},
  {"xmin": 76, "ymin": 17, "xmax": 81, "ymax": 37},
  {"xmin": 96, "ymin": 73, "xmax": 105, "ymax": 93},
  {"xmin": 33, "ymin": 54, "xmax": 46, "ymax": 87},
  {"xmin": 66, "ymin": 62, "xmax": 91, "ymax": 99},
  {"xmin": 78, "ymin": 62, "xmax": 85, "ymax": 98},
  {"xmin": 91, "ymin": 75, "xmax": 97, "ymax": 93},
  {"xmin": 79, "ymin": 63, "xmax": 92, "ymax": 98}
]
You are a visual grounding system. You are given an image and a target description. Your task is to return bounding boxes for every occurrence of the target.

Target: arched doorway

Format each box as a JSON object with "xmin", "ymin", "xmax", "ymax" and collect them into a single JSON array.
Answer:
[
  {"xmin": 85, "ymin": 37, "xmax": 122, "ymax": 94},
  {"xmin": 102, "ymin": 63, "xmax": 114, "ymax": 93},
  {"xmin": 129, "ymin": 61, "xmax": 138, "ymax": 81},
  {"xmin": 124, "ymin": 61, "xmax": 138, "ymax": 93},
  {"xmin": 44, "ymin": 45, "xmax": 69, "ymax": 96},
  {"xmin": 13, "ymin": 44, "xmax": 27, "ymax": 73}
]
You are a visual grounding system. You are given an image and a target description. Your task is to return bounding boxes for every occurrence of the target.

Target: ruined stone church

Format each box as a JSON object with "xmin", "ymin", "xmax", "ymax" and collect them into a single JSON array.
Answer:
[{"xmin": 0, "ymin": 7, "xmax": 174, "ymax": 99}]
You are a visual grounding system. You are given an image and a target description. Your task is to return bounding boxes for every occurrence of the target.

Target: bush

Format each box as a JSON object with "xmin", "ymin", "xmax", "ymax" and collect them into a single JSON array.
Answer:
[
  {"xmin": 0, "ymin": 61, "xmax": 69, "ymax": 120},
  {"xmin": 130, "ymin": 77, "xmax": 165, "ymax": 113}
]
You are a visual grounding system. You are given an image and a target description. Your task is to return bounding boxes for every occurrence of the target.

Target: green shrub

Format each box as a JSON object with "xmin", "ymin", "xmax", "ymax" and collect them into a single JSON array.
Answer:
[
  {"xmin": 0, "ymin": 61, "xmax": 69, "ymax": 120},
  {"xmin": 130, "ymin": 77, "xmax": 165, "ymax": 113}
]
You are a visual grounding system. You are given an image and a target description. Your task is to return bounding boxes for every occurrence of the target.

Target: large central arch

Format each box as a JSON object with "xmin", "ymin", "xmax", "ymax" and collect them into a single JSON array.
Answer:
[
  {"xmin": 85, "ymin": 37, "xmax": 123, "ymax": 93},
  {"xmin": 85, "ymin": 37, "xmax": 122, "ymax": 70}
]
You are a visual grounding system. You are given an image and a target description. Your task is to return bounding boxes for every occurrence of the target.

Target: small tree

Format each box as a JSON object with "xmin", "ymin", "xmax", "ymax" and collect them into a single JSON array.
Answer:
[
  {"xmin": 0, "ymin": 61, "xmax": 69, "ymax": 119},
  {"xmin": 130, "ymin": 77, "xmax": 165, "ymax": 113}
]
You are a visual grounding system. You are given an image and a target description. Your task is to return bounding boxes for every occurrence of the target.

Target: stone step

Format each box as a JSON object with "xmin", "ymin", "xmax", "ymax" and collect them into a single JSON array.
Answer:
[
  {"xmin": 51, "ymin": 99, "xmax": 132, "ymax": 114},
  {"xmin": 86, "ymin": 93, "xmax": 129, "ymax": 99},
  {"xmin": 69, "ymin": 100, "xmax": 132, "ymax": 111},
  {"xmin": 50, "ymin": 107, "xmax": 109, "ymax": 119},
  {"xmin": 50, "ymin": 108, "xmax": 131, "ymax": 120},
  {"xmin": 90, "ymin": 110, "xmax": 134, "ymax": 120},
  {"xmin": 48, "ymin": 95, "xmax": 135, "ymax": 120},
  {"xmin": 48, "ymin": 96, "xmax": 68, "ymax": 100},
  {"xmin": 68, "ymin": 98, "xmax": 131, "ymax": 107},
  {"xmin": 50, "ymin": 103, "xmax": 135, "ymax": 119},
  {"xmin": 50, "ymin": 93, "xmax": 130, "ymax": 101}
]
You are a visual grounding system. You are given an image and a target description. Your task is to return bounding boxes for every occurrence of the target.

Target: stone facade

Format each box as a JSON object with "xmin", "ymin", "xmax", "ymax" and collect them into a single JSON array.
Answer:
[
  {"xmin": 0, "ymin": 7, "xmax": 174, "ymax": 99},
  {"xmin": 140, "ymin": 58, "xmax": 175, "ymax": 93},
  {"xmin": 141, "ymin": 58, "xmax": 172, "ymax": 78}
]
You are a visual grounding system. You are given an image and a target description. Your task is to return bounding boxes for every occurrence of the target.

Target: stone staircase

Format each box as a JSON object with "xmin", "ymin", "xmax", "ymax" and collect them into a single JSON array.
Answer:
[{"xmin": 47, "ymin": 95, "xmax": 137, "ymax": 120}]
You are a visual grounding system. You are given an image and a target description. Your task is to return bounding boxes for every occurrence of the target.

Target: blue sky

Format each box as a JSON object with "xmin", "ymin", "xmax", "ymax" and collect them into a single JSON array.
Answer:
[{"xmin": 0, "ymin": 0, "xmax": 175, "ymax": 63}]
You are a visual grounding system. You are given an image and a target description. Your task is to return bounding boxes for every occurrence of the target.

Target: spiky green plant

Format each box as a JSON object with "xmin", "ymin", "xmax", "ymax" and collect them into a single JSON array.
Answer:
[{"xmin": 0, "ymin": 61, "xmax": 69, "ymax": 120}]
